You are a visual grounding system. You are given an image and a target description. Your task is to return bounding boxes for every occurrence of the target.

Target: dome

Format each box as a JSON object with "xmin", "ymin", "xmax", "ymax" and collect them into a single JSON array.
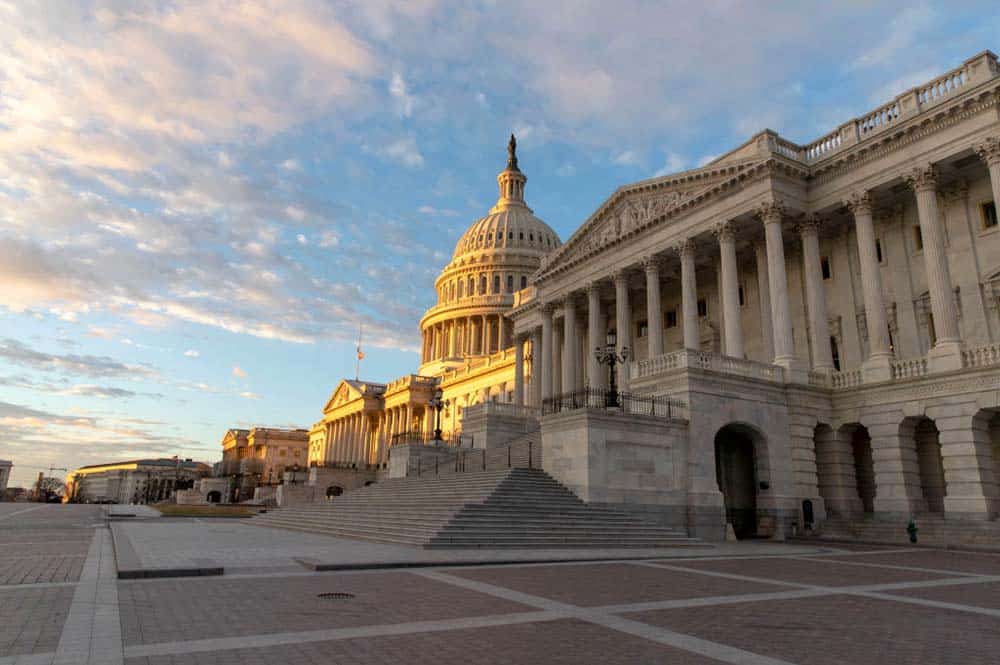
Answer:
[
  {"xmin": 449, "ymin": 134, "xmax": 561, "ymax": 262},
  {"xmin": 418, "ymin": 135, "xmax": 560, "ymax": 373}
]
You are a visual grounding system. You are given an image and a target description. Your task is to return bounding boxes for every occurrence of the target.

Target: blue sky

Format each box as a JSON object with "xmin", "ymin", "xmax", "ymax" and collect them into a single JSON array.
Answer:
[{"xmin": 1, "ymin": 1, "xmax": 997, "ymax": 486}]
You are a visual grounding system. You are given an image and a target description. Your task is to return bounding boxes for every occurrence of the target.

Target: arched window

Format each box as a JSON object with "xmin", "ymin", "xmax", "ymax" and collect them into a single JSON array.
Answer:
[
  {"xmin": 506, "ymin": 275, "xmax": 514, "ymax": 292},
  {"xmin": 480, "ymin": 275, "xmax": 487, "ymax": 294},
  {"xmin": 457, "ymin": 280, "xmax": 464, "ymax": 298},
  {"xmin": 468, "ymin": 276, "xmax": 474, "ymax": 295},
  {"xmin": 521, "ymin": 276, "xmax": 528, "ymax": 289},
  {"xmin": 493, "ymin": 275, "xmax": 500, "ymax": 293}
]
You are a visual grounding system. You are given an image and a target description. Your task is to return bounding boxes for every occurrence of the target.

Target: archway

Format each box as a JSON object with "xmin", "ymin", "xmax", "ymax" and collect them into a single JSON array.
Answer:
[
  {"xmin": 714, "ymin": 424, "xmax": 759, "ymax": 539},
  {"xmin": 206, "ymin": 490, "xmax": 222, "ymax": 504},
  {"xmin": 325, "ymin": 485, "xmax": 344, "ymax": 500},
  {"xmin": 911, "ymin": 417, "xmax": 946, "ymax": 513},
  {"xmin": 850, "ymin": 425, "xmax": 876, "ymax": 514}
]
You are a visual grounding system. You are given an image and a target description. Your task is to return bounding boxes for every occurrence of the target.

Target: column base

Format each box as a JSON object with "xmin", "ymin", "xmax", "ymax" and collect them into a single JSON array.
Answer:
[
  {"xmin": 928, "ymin": 341, "xmax": 963, "ymax": 373},
  {"xmin": 862, "ymin": 354, "xmax": 893, "ymax": 383}
]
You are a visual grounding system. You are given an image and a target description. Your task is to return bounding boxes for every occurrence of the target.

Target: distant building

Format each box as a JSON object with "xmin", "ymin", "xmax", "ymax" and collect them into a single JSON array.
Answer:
[
  {"xmin": 0, "ymin": 460, "xmax": 11, "ymax": 492},
  {"xmin": 66, "ymin": 458, "xmax": 211, "ymax": 504},
  {"xmin": 219, "ymin": 427, "xmax": 309, "ymax": 500}
]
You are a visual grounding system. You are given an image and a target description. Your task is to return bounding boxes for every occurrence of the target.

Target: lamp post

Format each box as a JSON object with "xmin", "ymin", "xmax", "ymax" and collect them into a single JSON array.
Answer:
[
  {"xmin": 594, "ymin": 329, "xmax": 629, "ymax": 408},
  {"xmin": 429, "ymin": 387, "xmax": 449, "ymax": 443}
]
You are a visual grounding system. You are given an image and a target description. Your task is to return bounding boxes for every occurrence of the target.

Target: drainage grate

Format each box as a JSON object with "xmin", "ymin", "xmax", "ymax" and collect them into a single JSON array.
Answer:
[{"xmin": 317, "ymin": 592, "xmax": 355, "ymax": 600}]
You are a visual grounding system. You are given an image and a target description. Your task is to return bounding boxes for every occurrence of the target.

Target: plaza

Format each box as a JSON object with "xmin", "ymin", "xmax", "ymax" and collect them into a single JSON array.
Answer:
[{"xmin": 4, "ymin": 503, "xmax": 1000, "ymax": 664}]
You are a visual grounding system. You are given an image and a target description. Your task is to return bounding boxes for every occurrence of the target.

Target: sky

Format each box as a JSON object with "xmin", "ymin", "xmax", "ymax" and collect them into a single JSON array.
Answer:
[{"xmin": 1, "ymin": 1, "xmax": 997, "ymax": 487}]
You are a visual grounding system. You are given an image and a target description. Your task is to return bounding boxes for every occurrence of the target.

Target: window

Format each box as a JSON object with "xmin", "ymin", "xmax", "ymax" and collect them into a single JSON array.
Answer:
[
  {"xmin": 457, "ymin": 281, "xmax": 464, "ymax": 298},
  {"xmin": 467, "ymin": 276, "xmax": 474, "ymax": 294},
  {"xmin": 520, "ymin": 276, "xmax": 528, "ymax": 289},
  {"xmin": 697, "ymin": 298, "xmax": 708, "ymax": 317},
  {"xmin": 519, "ymin": 231, "xmax": 524, "ymax": 240},
  {"xmin": 508, "ymin": 231, "xmax": 513, "ymax": 240},
  {"xmin": 506, "ymin": 275, "xmax": 514, "ymax": 292},
  {"xmin": 876, "ymin": 239, "xmax": 884, "ymax": 264},
  {"xmin": 738, "ymin": 285, "xmax": 745, "ymax": 307},
  {"xmin": 637, "ymin": 320, "xmax": 648, "ymax": 338},
  {"xmin": 821, "ymin": 257, "xmax": 832, "ymax": 280},
  {"xmin": 480, "ymin": 275, "xmax": 487, "ymax": 294},
  {"xmin": 982, "ymin": 201, "xmax": 998, "ymax": 229},
  {"xmin": 493, "ymin": 275, "xmax": 501, "ymax": 293},
  {"xmin": 914, "ymin": 226, "xmax": 923, "ymax": 251},
  {"xmin": 665, "ymin": 310, "xmax": 678, "ymax": 328},
  {"xmin": 831, "ymin": 337, "xmax": 840, "ymax": 371},
  {"xmin": 529, "ymin": 233, "xmax": 534, "ymax": 241}
]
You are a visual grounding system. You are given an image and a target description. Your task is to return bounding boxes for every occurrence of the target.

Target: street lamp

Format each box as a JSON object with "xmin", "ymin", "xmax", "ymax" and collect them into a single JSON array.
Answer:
[
  {"xmin": 594, "ymin": 329, "xmax": 629, "ymax": 408},
  {"xmin": 429, "ymin": 387, "xmax": 449, "ymax": 443}
]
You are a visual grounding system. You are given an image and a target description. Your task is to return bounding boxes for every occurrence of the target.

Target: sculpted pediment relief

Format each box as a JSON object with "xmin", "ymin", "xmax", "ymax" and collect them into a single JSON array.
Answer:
[{"xmin": 322, "ymin": 380, "xmax": 363, "ymax": 413}]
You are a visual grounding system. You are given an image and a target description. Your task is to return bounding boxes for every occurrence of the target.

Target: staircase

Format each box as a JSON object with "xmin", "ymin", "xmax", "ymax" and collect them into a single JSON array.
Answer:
[
  {"xmin": 815, "ymin": 515, "xmax": 1000, "ymax": 550},
  {"xmin": 250, "ymin": 468, "xmax": 699, "ymax": 549}
]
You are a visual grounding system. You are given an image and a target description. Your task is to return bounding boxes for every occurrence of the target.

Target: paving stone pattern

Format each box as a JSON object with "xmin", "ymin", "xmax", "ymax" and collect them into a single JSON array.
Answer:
[
  {"xmin": 121, "ymin": 619, "xmax": 726, "ymax": 665},
  {"xmin": 0, "ymin": 586, "xmax": 74, "ymax": 656},
  {"xmin": 118, "ymin": 572, "xmax": 533, "ymax": 645}
]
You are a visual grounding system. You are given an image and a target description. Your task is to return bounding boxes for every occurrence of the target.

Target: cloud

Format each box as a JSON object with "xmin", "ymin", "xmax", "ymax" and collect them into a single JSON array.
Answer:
[
  {"xmin": 389, "ymin": 72, "xmax": 416, "ymax": 117},
  {"xmin": 613, "ymin": 151, "xmax": 641, "ymax": 166},
  {"xmin": 183, "ymin": 349, "xmax": 200, "ymax": 358},
  {"xmin": 850, "ymin": 6, "xmax": 936, "ymax": 71},
  {"xmin": 653, "ymin": 152, "xmax": 688, "ymax": 178},
  {"xmin": 418, "ymin": 205, "xmax": 459, "ymax": 217},
  {"xmin": 239, "ymin": 391, "xmax": 260, "ymax": 400},
  {"xmin": 232, "ymin": 365, "xmax": 248, "ymax": 378},
  {"xmin": 379, "ymin": 137, "xmax": 424, "ymax": 167},
  {"xmin": 0, "ymin": 338, "xmax": 156, "ymax": 379}
]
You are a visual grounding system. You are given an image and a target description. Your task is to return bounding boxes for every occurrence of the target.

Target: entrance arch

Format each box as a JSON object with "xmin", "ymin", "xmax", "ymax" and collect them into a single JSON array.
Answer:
[
  {"xmin": 714, "ymin": 424, "xmax": 762, "ymax": 539},
  {"xmin": 206, "ymin": 490, "xmax": 222, "ymax": 503},
  {"xmin": 901, "ymin": 416, "xmax": 946, "ymax": 513}
]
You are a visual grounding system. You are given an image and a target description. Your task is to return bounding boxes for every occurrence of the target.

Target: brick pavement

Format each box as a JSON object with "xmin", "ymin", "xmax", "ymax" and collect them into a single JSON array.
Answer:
[{"xmin": 0, "ymin": 586, "xmax": 74, "ymax": 656}]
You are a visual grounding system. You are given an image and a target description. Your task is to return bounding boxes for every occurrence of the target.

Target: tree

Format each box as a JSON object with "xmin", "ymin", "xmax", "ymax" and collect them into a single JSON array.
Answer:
[{"xmin": 36, "ymin": 477, "xmax": 65, "ymax": 502}]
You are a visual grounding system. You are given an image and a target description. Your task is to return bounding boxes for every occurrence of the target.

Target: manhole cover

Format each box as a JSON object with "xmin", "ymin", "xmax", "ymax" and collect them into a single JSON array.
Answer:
[{"xmin": 317, "ymin": 592, "xmax": 355, "ymax": 600}]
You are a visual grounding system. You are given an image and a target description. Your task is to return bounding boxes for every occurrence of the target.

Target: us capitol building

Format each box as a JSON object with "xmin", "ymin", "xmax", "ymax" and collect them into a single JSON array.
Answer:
[{"xmin": 262, "ymin": 51, "xmax": 1000, "ymax": 541}]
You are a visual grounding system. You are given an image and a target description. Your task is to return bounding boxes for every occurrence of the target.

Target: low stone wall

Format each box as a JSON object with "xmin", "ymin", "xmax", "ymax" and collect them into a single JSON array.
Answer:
[
  {"xmin": 387, "ymin": 443, "xmax": 461, "ymax": 478},
  {"xmin": 275, "ymin": 484, "xmax": 315, "ymax": 507},
  {"xmin": 541, "ymin": 408, "xmax": 696, "ymax": 533},
  {"xmin": 462, "ymin": 403, "xmax": 540, "ymax": 449},
  {"xmin": 308, "ymin": 467, "xmax": 378, "ymax": 496}
]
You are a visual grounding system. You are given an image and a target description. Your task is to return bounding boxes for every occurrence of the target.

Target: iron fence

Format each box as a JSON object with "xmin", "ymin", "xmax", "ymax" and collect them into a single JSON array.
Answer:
[{"xmin": 541, "ymin": 388, "xmax": 684, "ymax": 419}]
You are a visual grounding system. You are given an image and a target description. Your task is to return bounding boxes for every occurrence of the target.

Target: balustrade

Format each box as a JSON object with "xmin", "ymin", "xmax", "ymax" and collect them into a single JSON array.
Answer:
[
  {"xmin": 962, "ymin": 343, "xmax": 1000, "ymax": 369},
  {"xmin": 891, "ymin": 357, "xmax": 929, "ymax": 380}
]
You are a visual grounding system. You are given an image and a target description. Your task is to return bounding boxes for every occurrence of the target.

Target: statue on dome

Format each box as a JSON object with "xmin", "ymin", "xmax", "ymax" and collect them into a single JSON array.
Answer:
[{"xmin": 507, "ymin": 133, "xmax": 519, "ymax": 171}]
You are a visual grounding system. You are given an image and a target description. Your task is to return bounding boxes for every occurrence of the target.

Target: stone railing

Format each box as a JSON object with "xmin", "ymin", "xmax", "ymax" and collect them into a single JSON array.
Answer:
[
  {"xmin": 962, "ymin": 343, "xmax": 1000, "ymax": 369},
  {"xmin": 830, "ymin": 369, "xmax": 862, "ymax": 390},
  {"xmin": 770, "ymin": 51, "xmax": 998, "ymax": 164},
  {"xmin": 891, "ymin": 357, "xmax": 929, "ymax": 380},
  {"xmin": 633, "ymin": 349, "xmax": 785, "ymax": 383},
  {"xmin": 421, "ymin": 293, "xmax": 513, "ymax": 319},
  {"xmin": 807, "ymin": 370, "xmax": 832, "ymax": 388},
  {"xmin": 463, "ymin": 402, "xmax": 540, "ymax": 420}
]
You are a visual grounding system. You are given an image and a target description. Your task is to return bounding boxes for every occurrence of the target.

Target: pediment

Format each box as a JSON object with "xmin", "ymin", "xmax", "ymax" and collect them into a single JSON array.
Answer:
[
  {"xmin": 322, "ymin": 380, "xmax": 363, "ymax": 413},
  {"xmin": 538, "ymin": 159, "xmax": 766, "ymax": 276}
]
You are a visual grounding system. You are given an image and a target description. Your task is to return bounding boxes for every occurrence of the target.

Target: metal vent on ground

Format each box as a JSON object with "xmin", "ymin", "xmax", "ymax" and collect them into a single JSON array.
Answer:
[{"xmin": 317, "ymin": 592, "xmax": 355, "ymax": 600}]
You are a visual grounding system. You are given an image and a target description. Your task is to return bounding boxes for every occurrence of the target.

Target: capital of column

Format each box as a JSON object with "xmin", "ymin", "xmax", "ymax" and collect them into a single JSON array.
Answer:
[
  {"xmin": 975, "ymin": 137, "xmax": 1000, "ymax": 168},
  {"xmin": 797, "ymin": 215, "xmax": 822, "ymax": 238},
  {"xmin": 641, "ymin": 254, "xmax": 663, "ymax": 275},
  {"xmin": 540, "ymin": 301, "xmax": 555, "ymax": 315},
  {"xmin": 612, "ymin": 269, "xmax": 630, "ymax": 286},
  {"xmin": 845, "ymin": 190, "xmax": 873, "ymax": 216},
  {"xmin": 904, "ymin": 164, "xmax": 938, "ymax": 193},
  {"xmin": 671, "ymin": 238, "xmax": 696, "ymax": 258},
  {"xmin": 755, "ymin": 200, "xmax": 785, "ymax": 226},
  {"xmin": 711, "ymin": 220, "xmax": 735, "ymax": 242},
  {"xmin": 586, "ymin": 280, "xmax": 602, "ymax": 296}
]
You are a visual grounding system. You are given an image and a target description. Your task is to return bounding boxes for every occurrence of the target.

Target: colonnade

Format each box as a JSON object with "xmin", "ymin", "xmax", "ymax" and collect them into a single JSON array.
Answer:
[
  {"xmin": 509, "ymin": 143, "xmax": 1000, "ymax": 404},
  {"xmin": 421, "ymin": 314, "xmax": 509, "ymax": 363},
  {"xmin": 322, "ymin": 404, "xmax": 436, "ymax": 467}
]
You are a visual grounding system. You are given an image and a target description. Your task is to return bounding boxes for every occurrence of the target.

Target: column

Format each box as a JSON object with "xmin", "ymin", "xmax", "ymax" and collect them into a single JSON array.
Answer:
[
  {"xmin": 675, "ymin": 239, "xmax": 699, "ymax": 350},
  {"xmin": 847, "ymin": 191, "xmax": 892, "ymax": 378},
  {"xmin": 613, "ymin": 270, "xmax": 631, "ymax": 390},
  {"xmin": 498, "ymin": 316, "xmax": 507, "ymax": 350},
  {"xmin": 481, "ymin": 315, "xmax": 489, "ymax": 354},
  {"xmin": 759, "ymin": 201, "xmax": 796, "ymax": 367},
  {"xmin": 513, "ymin": 336, "xmax": 525, "ymax": 405},
  {"xmin": 540, "ymin": 305, "xmax": 554, "ymax": 400},
  {"xmin": 643, "ymin": 256, "xmax": 664, "ymax": 358},
  {"xmin": 531, "ymin": 328, "xmax": 543, "ymax": 407},
  {"xmin": 976, "ymin": 137, "xmax": 1000, "ymax": 206},
  {"xmin": 906, "ymin": 165, "xmax": 961, "ymax": 369},
  {"xmin": 753, "ymin": 241, "xmax": 775, "ymax": 363},
  {"xmin": 587, "ymin": 282, "xmax": 603, "ymax": 388},
  {"xmin": 448, "ymin": 321, "xmax": 457, "ymax": 357},
  {"xmin": 799, "ymin": 217, "xmax": 834, "ymax": 370},
  {"xmin": 562, "ymin": 295, "xmax": 578, "ymax": 393},
  {"xmin": 714, "ymin": 221, "xmax": 744, "ymax": 358}
]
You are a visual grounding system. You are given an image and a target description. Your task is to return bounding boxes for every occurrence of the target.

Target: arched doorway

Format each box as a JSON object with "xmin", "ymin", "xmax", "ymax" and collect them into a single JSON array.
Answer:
[
  {"xmin": 850, "ymin": 425, "xmax": 876, "ymax": 514},
  {"xmin": 206, "ymin": 490, "xmax": 222, "ymax": 504},
  {"xmin": 913, "ymin": 417, "xmax": 946, "ymax": 513},
  {"xmin": 325, "ymin": 485, "xmax": 344, "ymax": 500},
  {"xmin": 714, "ymin": 424, "xmax": 759, "ymax": 539}
]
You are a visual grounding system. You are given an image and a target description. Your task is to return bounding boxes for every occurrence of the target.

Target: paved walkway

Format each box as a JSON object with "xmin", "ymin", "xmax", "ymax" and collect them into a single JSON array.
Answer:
[{"xmin": 4, "ymin": 506, "xmax": 1000, "ymax": 664}]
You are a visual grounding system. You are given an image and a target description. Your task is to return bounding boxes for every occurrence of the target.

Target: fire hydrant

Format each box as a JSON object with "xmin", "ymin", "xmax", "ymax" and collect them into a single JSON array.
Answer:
[{"xmin": 906, "ymin": 519, "xmax": 918, "ymax": 544}]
